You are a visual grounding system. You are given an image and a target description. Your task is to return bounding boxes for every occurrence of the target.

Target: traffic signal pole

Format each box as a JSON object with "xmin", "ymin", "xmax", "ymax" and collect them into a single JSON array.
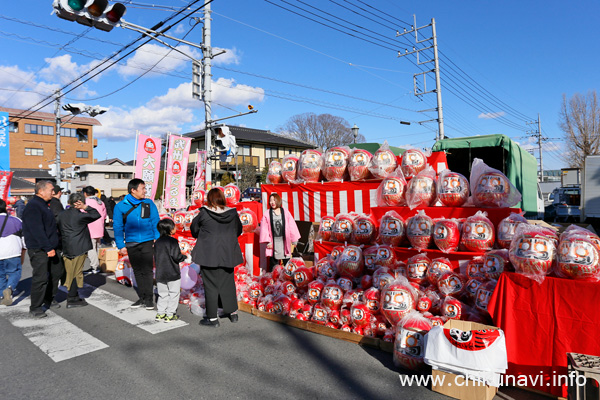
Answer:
[
  {"xmin": 54, "ymin": 89, "xmax": 62, "ymax": 186},
  {"xmin": 202, "ymin": 3, "xmax": 213, "ymax": 190}
]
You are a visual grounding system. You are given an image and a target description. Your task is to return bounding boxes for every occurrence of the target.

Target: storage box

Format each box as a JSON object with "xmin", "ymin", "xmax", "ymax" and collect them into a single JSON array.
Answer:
[
  {"xmin": 430, "ymin": 319, "xmax": 500, "ymax": 400},
  {"xmin": 98, "ymin": 247, "xmax": 119, "ymax": 273}
]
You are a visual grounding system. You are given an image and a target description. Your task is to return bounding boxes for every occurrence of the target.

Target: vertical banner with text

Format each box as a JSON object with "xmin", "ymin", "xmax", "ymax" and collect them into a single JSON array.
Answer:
[
  {"xmin": 164, "ymin": 135, "xmax": 191, "ymax": 210},
  {"xmin": 0, "ymin": 112, "xmax": 10, "ymax": 170},
  {"xmin": 134, "ymin": 134, "xmax": 162, "ymax": 200},
  {"xmin": 0, "ymin": 171, "xmax": 13, "ymax": 200},
  {"xmin": 194, "ymin": 150, "xmax": 207, "ymax": 192}
]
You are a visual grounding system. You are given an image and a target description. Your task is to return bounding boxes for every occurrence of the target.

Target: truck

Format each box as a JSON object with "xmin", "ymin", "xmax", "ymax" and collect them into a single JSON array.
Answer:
[
  {"xmin": 432, "ymin": 134, "xmax": 544, "ymax": 219},
  {"xmin": 581, "ymin": 155, "xmax": 600, "ymax": 222}
]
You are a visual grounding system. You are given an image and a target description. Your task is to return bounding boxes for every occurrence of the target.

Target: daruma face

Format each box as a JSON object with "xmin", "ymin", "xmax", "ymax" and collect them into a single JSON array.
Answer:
[
  {"xmin": 474, "ymin": 172, "xmax": 511, "ymax": 207},
  {"xmin": 557, "ymin": 237, "xmax": 600, "ymax": 280}
]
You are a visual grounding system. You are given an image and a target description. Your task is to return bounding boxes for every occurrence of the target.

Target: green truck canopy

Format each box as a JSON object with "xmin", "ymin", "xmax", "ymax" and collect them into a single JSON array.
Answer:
[
  {"xmin": 432, "ymin": 134, "xmax": 539, "ymax": 215},
  {"xmin": 348, "ymin": 143, "xmax": 406, "ymax": 156}
]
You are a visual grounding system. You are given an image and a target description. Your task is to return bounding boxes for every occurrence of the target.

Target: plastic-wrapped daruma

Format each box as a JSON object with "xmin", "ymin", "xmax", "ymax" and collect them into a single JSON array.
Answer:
[
  {"xmin": 556, "ymin": 235, "xmax": 600, "ymax": 281},
  {"xmin": 400, "ymin": 149, "xmax": 427, "ymax": 179},
  {"xmin": 307, "ymin": 279, "xmax": 324, "ymax": 304},
  {"xmin": 192, "ymin": 190, "xmax": 205, "ymax": 207},
  {"xmin": 238, "ymin": 208, "xmax": 258, "ymax": 233},
  {"xmin": 427, "ymin": 257, "xmax": 454, "ymax": 286},
  {"xmin": 293, "ymin": 266, "xmax": 314, "ymax": 288},
  {"xmin": 437, "ymin": 271, "xmax": 467, "ymax": 298},
  {"xmin": 437, "ymin": 171, "xmax": 469, "ymax": 207},
  {"xmin": 298, "ymin": 149, "xmax": 323, "ymax": 182},
  {"xmin": 381, "ymin": 278, "xmax": 417, "ymax": 326},
  {"xmin": 509, "ymin": 224, "xmax": 557, "ymax": 283},
  {"xmin": 460, "ymin": 211, "xmax": 495, "ymax": 252},
  {"xmin": 352, "ymin": 214, "xmax": 376, "ymax": 245},
  {"xmin": 378, "ymin": 176, "xmax": 406, "ymax": 207},
  {"xmin": 321, "ymin": 283, "xmax": 344, "ymax": 310},
  {"xmin": 497, "ymin": 213, "xmax": 528, "ymax": 249},
  {"xmin": 223, "ymin": 184, "xmax": 241, "ymax": 207},
  {"xmin": 378, "ymin": 211, "xmax": 405, "ymax": 247},
  {"xmin": 348, "ymin": 149, "xmax": 373, "ymax": 181},
  {"xmin": 406, "ymin": 253, "xmax": 430, "ymax": 285},
  {"xmin": 316, "ymin": 257, "xmax": 337, "ymax": 280},
  {"xmin": 405, "ymin": 167, "xmax": 436, "ymax": 209},
  {"xmin": 323, "ymin": 146, "xmax": 350, "ymax": 182},
  {"xmin": 281, "ymin": 155, "xmax": 299, "ymax": 183},
  {"xmin": 394, "ymin": 311, "xmax": 433, "ymax": 371},
  {"xmin": 369, "ymin": 147, "xmax": 397, "ymax": 179},
  {"xmin": 483, "ymin": 249, "xmax": 511, "ymax": 280},
  {"xmin": 318, "ymin": 216, "xmax": 335, "ymax": 241},
  {"xmin": 406, "ymin": 210, "xmax": 434, "ymax": 250},
  {"xmin": 336, "ymin": 245, "xmax": 364, "ymax": 279},
  {"xmin": 332, "ymin": 214, "xmax": 355, "ymax": 243},
  {"xmin": 351, "ymin": 303, "xmax": 372, "ymax": 327},
  {"xmin": 267, "ymin": 160, "xmax": 283, "ymax": 184},
  {"xmin": 433, "ymin": 218, "xmax": 461, "ymax": 253},
  {"xmin": 363, "ymin": 246, "xmax": 379, "ymax": 275},
  {"xmin": 376, "ymin": 245, "xmax": 398, "ymax": 268}
]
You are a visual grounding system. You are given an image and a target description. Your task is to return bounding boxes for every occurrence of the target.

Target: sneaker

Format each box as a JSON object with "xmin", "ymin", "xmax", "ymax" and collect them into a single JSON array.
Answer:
[
  {"xmin": 155, "ymin": 313, "xmax": 166, "ymax": 321},
  {"xmin": 145, "ymin": 301, "xmax": 155, "ymax": 310},
  {"xmin": 29, "ymin": 309, "xmax": 47, "ymax": 318},
  {"xmin": 130, "ymin": 299, "xmax": 144, "ymax": 308},
  {"xmin": 164, "ymin": 314, "xmax": 179, "ymax": 322},
  {"xmin": 44, "ymin": 300, "xmax": 61, "ymax": 309},
  {"xmin": 199, "ymin": 317, "xmax": 220, "ymax": 328},
  {"xmin": 66, "ymin": 298, "xmax": 88, "ymax": 308},
  {"xmin": 1, "ymin": 287, "xmax": 13, "ymax": 306}
]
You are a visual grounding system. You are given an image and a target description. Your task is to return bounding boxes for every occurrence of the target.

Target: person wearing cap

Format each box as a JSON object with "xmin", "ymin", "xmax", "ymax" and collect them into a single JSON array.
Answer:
[
  {"xmin": 22, "ymin": 180, "xmax": 62, "ymax": 318},
  {"xmin": 82, "ymin": 186, "xmax": 107, "ymax": 274}
]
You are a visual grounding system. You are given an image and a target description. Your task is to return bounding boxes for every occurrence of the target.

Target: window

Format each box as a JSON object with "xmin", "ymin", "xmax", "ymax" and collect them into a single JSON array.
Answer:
[
  {"xmin": 25, "ymin": 124, "xmax": 53, "ymax": 135},
  {"xmin": 265, "ymin": 146, "xmax": 278, "ymax": 159},
  {"xmin": 8, "ymin": 122, "xmax": 18, "ymax": 132},
  {"xmin": 25, "ymin": 148, "xmax": 44, "ymax": 156},
  {"xmin": 60, "ymin": 127, "xmax": 77, "ymax": 137},
  {"xmin": 76, "ymin": 151, "xmax": 89, "ymax": 158},
  {"xmin": 77, "ymin": 128, "xmax": 88, "ymax": 142},
  {"xmin": 239, "ymin": 145, "xmax": 251, "ymax": 156},
  {"xmin": 104, "ymin": 173, "xmax": 133, "ymax": 179}
]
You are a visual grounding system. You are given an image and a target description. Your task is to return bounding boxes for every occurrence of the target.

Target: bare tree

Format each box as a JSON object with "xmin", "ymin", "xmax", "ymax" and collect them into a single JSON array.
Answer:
[
  {"xmin": 559, "ymin": 90, "xmax": 600, "ymax": 169},
  {"xmin": 238, "ymin": 163, "xmax": 257, "ymax": 193},
  {"xmin": 278, "ymin": 113, "xmax": 366, "ymax": 150}
]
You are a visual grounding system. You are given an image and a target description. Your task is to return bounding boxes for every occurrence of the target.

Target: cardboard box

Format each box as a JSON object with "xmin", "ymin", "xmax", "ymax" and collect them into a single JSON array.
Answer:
[
  {"xmin": 98, "ymin": 247, "xmax": 119, "ymax": 273},
  {"xmin": 430, "ymin": 319, "xmax": 500, "ymax": 400}
]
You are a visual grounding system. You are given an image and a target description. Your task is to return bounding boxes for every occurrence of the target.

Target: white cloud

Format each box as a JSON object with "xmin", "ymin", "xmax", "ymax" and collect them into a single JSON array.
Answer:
[
  {"xmin": 212, "ymin": 77, "xmax": 264, "ymax": 107},
  {"xmin": 213, "ymin": 47, "xmax": 241, "ymax": 65},
  {"xmin": 478, "ymin": 111, "xmax": 506, "ymax": 119},
  {"xmin": 174, "ymin": 24, "xmax": 185, "ymax": 35},
  {"xmin": 116, "ymin": 43, "xmax": 201, "ymax": 77}
]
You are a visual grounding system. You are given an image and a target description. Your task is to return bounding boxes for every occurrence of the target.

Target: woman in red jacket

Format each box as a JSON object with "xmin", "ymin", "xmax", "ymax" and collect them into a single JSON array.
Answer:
[{"xmin": 259, "ymin": 193, "xmax": 301, "ymax": 271}]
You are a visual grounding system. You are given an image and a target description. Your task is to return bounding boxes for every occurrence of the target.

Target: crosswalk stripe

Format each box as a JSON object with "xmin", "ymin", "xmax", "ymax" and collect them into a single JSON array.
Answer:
[
  {"xmin": 0, "ymin": 299, "xmax": 109, "ymax": 363},
  {"xmin": 70, "ymin": 283, "xmax": 188, "ymax": 334}
]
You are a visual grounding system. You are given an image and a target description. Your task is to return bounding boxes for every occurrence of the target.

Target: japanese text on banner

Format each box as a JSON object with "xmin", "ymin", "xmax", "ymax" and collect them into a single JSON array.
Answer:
[
  {"xmin": 0, "ymin": 171, "xmax": 13, "ymax": 201},
  {"xmin": 134, "ymin": 134, "xmax": 161, "ymax": 200},
  {"xmin": 164, "ymin": 135, "xmax": 191, "ymax": 210},
  {"xmin": 194, "ymin": 150, "xmax": 207, "ymax": 192}
]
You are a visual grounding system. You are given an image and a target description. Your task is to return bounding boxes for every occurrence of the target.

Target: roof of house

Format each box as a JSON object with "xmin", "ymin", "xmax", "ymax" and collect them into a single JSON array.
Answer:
[
  {"xmin": 11, "ymin": 168, "xmax": 54, "ymax": 179},
  {"xmin": 10, "ymin": 176, "xmax": 36, "ymax": 190},
  {"xmin": 185, "ymin": 126, "xmax": 315, "ymax": 149},
  {"xmin": 95, "ymin": 158, "xmax": 127, "ymax": 166},
  {"xmin": 0, "ymin": 106, "xmax": 101, "ymax": 126}
]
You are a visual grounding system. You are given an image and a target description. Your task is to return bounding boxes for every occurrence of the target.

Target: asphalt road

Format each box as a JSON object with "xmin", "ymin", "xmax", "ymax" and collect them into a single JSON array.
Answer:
[{"xmin": 0, "ymin": 252, "xmax": 547, "ymax": 400}]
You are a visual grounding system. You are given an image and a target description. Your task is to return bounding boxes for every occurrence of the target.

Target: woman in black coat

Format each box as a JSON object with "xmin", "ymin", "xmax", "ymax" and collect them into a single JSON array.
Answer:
[{"xmin": 191, "ymin": 188, "xmax": 243, "ymax": 327}]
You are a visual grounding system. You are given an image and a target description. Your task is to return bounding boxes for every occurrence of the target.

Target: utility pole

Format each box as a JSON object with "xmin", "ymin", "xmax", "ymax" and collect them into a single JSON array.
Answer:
[
  {"xmin": 527, "ymin": 114, "xmax": 543, "ymax": 182},
  {"xmin": 398, "ymin": 16, "xmax": 444, "ymax": 140},
  {"xmin": 54, "ymin": 89, "xmax": 62, "ymax": 186},
  {"xmin": 202, "ymin": 3, "xmax": 213, "ymax": 190}
]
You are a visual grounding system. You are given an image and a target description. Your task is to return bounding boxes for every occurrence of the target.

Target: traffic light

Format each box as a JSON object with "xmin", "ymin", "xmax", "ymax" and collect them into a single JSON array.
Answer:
[
  {"xmin": 52, "ymin": 0, "xmax": 127, "ymax": 32},
  {"xmin": 213, "ymin": 125, "xmax": 237, "ymax": 163}
]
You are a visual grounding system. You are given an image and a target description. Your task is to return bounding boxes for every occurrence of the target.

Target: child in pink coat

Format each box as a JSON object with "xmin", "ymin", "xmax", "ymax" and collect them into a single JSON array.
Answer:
[{"xmin": 259, "ymin": 193, "xmax": 301, "ymax": 271}]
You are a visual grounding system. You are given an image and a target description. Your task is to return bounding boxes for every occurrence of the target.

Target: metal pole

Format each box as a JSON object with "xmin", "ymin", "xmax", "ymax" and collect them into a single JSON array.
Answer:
[
  {"xmin": 538, "ymin": 113, "xmax": 543, "ymax": 182},
  {"xmin": 431, "ymin": 18, "xmax": 445, "ymax": 140},
  {"xmin": 54, "ymin": 89, "xmax": 62, "ymax": 186},
  {"xmin": 202, "ymin": 3, "xmax": 213, "ymax": 190}
]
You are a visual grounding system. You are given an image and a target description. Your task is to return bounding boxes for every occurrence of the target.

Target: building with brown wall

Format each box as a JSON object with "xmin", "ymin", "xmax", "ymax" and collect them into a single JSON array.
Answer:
[{"xmin": 0, "ymin": 106, "xmax": 100, "ymax": 171}]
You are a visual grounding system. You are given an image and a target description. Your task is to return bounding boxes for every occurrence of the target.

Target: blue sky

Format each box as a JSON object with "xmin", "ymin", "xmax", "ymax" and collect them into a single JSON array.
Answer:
[{"xmin": 0, "ymin": 0, "xmax": 598, "ymax": 171}]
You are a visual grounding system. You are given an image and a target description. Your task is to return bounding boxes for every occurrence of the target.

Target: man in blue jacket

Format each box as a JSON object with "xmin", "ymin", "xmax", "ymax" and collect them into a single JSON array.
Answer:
[
  {"xmin": 112, "ymin": 178, "xmax": 160, "ymax": 310},
  {"xmin": 22, "ymin": 181, "xmax": 62, "ymax": 318}
]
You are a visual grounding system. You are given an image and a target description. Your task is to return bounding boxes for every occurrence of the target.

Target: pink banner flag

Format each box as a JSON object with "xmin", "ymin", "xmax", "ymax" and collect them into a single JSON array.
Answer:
[
  {"xmin": 134, "ymin": 134, "xmax": 162, "ymax": 200},
  {"xmin": 194, "ymin": 150, "xmax": 207, "ymax": 192},
  {"xmin": 164, "ymin": 135, "xmax": 192, "ymax": 210},
  {"xmin": 0, "ymin": 171, "xmax": 13, "ymax": 201}
]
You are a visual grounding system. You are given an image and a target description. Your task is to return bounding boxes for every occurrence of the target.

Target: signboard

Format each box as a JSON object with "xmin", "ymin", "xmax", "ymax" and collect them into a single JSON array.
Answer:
[
  {"xmin": 0, "ymin": 112, "xmax": 10, "ymax": 170},
  {"xmin": 134, "ymin": 134, "xmax": 161, "ymax": 200},
  {"xmin": 164, "ymin": 135, "xmax": 191, "ymax": 210},
  {"xmin": 193, "ymin": 150, "xmax": 207, "ymax": 191},
  {"xmin": 0, "ymin": 171, "xmax": 13, "ymax": 200}
]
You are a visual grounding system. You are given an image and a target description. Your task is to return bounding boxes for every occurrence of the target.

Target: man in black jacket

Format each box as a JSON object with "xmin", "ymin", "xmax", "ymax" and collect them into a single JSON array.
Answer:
[
  {"xmin": 22, "ymin": 181, "xmax": 62, "ymax": 318},
  {"xmin": 57, "ymin": 193, "xmax": 101, "ymax": 308}
]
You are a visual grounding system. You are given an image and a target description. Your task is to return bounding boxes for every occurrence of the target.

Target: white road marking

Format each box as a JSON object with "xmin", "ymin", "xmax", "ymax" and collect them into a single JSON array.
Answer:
[
  {"xmin": 64, "ymin": 284, "xmax": 188, "ymax": 334},
  {"xmin": 0, "ymin": 299, "xmax": 108, "ymax": 362}
]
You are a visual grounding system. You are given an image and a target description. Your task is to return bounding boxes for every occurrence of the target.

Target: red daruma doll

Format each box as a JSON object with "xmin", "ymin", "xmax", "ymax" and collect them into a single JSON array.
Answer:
[
  {"xmin": 336, "ymin": 245, "xmax": 364, "ymax": 279},
  {"xmin": 556, "ymin": 234, "xmax": 600, "ymax": 281},
  {"xmin": 433, "ymin": 218, "xmax": 461, "ymax": 253},
  {"xmin": 406, "ymin": 210, "xmax": 434, "ymax": 251},
  {"xmin": 281, "ymin": 154, "xmax": 299, "ymax": 183},
  {"xmin": 267, "ymin": 160, "xmax": 283, "ymax": 184},
  {"xmin": 317, "ymin": 216, "xmax": 336, "ymax": 241},
  {"xmin": 348, "ymin": 148, "xmax": 373, "ymax": 181},
  {"xmin": 497, "ymin": 212, "xmax": 528, "ymax": 249},
  {"xmin": 470, "ymin": 158, "xmax": 521, "ymax": 208},
  {"xmin": 377, "ymin": 172, "xmax": 407, "ymax": 207},
  {"xmin": 297, "ymin": 149, "xmax": 323, "ymax": 182},
  {"xmin": 405, "ymin": 166, "xmax": 437, "ymax": 209},
  {"xmin": 400, "ymin": 148, "xmax": 427, "ymax": 179},
  {"xmin": 333, "ymin": 214, "xmax": 355, "ymax": 243},
  {"xmin": 437, "ymin": 170, "xmax": 469, "ymax": 207},
  {"xmin": 238, "ymin": 208, "xmax": 258, "ymax": 233},
  {"xmin": 352, "ymin": 214, "xmax": 376, "ymax": 245},
  {"xmin": 509, "ymin": 224, "xmax": 557, "ymax": 284},
  {"xmin": 222, "ymin": 184, "xmax": 241, "ymax": 207},
  {"xmin": 323, "ymin": 146, "xmax": 350, "ymax": 182},
  {"xmin": 369, "ymin": 141, "xmax": 397, "ymax": 179},
  {"xmin": 394, "ymin": 310, "xmax": 433, "ymax": 371},
  {"xmin": 378, "ymin": 211, "xmax": 405, "ymax": 247},
  {"xmin": 192, "ymin": 190, "xmax": 205, "ymax": 207},
  {"xmin": 380, "ymin": 276, "xmax": 418, "ymax": 326},
  {"xmin": 460, "ymin": 211, "xmax": 495, "ymax": 252}
]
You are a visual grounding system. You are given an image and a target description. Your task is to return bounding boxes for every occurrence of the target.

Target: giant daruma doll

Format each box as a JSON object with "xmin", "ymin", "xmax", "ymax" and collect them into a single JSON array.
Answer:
[
  {"xmin": 497, "ymin": 212, "xmax": 528, "ymax": 249},
  {"xmin": 470, "ymin": 158, "xmax": 521, "ymax": 208},
  {"xmin": 238, "ymin": 208, "xmax": 258, "ymax": 233},
  {"xmin": 323, "ymin": 146, "xmax": 350, "ymax": 182},
  {"xmin": 297, "ymin": 149, "xmax": 323, "ymax": 182},
  {"xmin": 437, "ymin": 170, "xmax": 469, "ymax": 207},
  {"xmin": 348, "ymin": 149, "xmax": 373, "ymax": 181},
  {"xmin": 400, "ymin": 149, "xmax": 427, "ymax": 179},
  {"xmin": 281, "ymin": 154, "xmax": 299, "ymax": 183},
  {"xmin": 223, "ymin": 184, "xmax": 240, "ymax": 207},
  {"xmin": 267, "ymin": 160, "xmax": 283, "ymax": 184},
  {"xmin": 192, "ymin": 190, "xmax": 205, "ymax": 207}
]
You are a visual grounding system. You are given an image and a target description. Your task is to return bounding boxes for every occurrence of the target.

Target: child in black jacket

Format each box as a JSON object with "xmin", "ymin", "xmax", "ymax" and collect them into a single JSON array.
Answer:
[{"xmin": 153, "ymin": 218, "xmax": 186, "ymax": 322}]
